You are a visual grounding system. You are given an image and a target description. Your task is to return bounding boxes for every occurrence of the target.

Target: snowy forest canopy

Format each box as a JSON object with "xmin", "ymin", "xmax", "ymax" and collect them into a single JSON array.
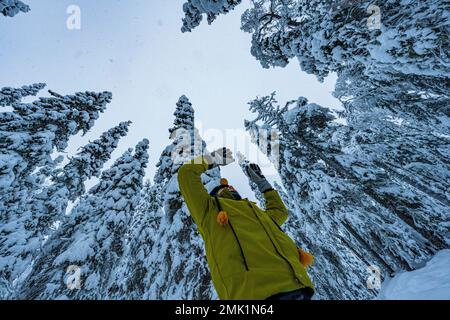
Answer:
[{"xmin": 0, "ymin": 0, "xmax": 449, "ymax": 300}]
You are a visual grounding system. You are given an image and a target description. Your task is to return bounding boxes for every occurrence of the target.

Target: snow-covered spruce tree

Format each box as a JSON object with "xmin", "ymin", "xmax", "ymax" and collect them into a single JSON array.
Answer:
[
  {"xmin": 18, "ymin": 139, "xmax": 149, "ymax": 300},
  {"xmin": 0, "ymin": 0, "xmax": 29, "ymax": 17},
  {"xmin": 0, "ymin": 86, "xmax": 112, "ymax": 218},
  {"xmin": 181, "ymin": 0, "xmax": 242, "ymax": 32},
  {"xmin": 333, "ymin": 67, "xmax": 450, "ymax": 248},
  {"xmin": 0, "ymin": 156, "xmax": 63, "ymax": 299},
  {"xmin": 245, "ymin": 94, "xmax": 444, "ymax": 299},
  {"xmin": 107, "ymin": 181, "xmax": 163, "ymax": 300},
  {"xmin": 240, "ymin": 0, "xmax": 449, "ymax": 82},
  {"xmin": 7, "ymin": 121, "xmax": 132, "ymax": 295},
  {"xmin": 0, "ymin": 83, "xmax": 48, "ymax": 218},
  {"xmin": 143, "ymin": 95, "xmax": 221, "ymax": 299},
  {"xmin": 31, "ymin": 121, "xmax": 132, "ymax": 238},
  {"xmin": 0, "ymin": 86, "xmax": 111, "ymax": 298}
]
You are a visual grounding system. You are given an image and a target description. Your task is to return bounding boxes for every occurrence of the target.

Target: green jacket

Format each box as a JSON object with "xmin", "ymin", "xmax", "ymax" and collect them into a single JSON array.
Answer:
[{"xmin": 177, "ymin": 157, "xmax": 314, "ymax": 300}]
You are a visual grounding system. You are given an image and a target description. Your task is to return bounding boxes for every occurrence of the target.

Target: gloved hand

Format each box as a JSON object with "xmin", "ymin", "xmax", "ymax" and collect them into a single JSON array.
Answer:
[
  {"xmin": 205, "ymin": 148, "xmax": 234, "ymax": 169},
  {"xmin": 246, "ymin": 163, "xmax": 273, "ymax": 194}
]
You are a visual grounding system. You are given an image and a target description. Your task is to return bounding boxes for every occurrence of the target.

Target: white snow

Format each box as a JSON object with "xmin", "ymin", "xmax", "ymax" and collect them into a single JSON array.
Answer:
[
  {"xmin": 385, "ymin": 116, "xmax": 405, "ymax": 126},
  {"xmin": 379, "ymin": 250, "xmax": 450, "ymax": 300}
]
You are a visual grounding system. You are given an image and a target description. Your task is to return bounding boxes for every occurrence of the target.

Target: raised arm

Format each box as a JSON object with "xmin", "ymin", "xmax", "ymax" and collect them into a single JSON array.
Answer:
[
  {"xmin": 263, "ymin": 189, "xmax": 289, "ymax": 226},
  {"xmin": 177, "ymin": 156, "xmax": 212, "ymax": 226},
  {"xmin": 246, "ymin": 163, "xmax": 289, "ymax": 226}
]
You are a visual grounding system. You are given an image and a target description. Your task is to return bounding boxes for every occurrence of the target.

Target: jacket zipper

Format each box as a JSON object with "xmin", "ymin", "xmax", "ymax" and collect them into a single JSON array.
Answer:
[
  {"xmin": 228, "ymin": 221, "xmax": 249, "ymax": 271},
  {"xmin": 214, "ymin": 196, "xmax": 249, "ymax": 271}
]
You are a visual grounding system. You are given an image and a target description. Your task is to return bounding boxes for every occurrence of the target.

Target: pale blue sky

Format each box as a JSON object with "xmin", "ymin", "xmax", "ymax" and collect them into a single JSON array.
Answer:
[{"xmin": 0, "ymin": 0, "xmax": 341, "ymax": 200}]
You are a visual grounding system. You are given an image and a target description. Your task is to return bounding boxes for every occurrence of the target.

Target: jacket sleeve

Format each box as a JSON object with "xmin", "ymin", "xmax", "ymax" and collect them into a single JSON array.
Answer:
[
  {"xmin": 264, "ymin": 189, "xmax": 289, "ymax": 226},
  {"xmin": 177, "ymin": 156, "xmax": 213, "ymax": 226}
]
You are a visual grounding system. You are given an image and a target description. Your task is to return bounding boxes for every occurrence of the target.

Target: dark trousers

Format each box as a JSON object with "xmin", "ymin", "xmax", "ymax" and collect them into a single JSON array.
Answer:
[{"xmin": 266, "ymin": 287, "xmax": 314, "ymax": 301}]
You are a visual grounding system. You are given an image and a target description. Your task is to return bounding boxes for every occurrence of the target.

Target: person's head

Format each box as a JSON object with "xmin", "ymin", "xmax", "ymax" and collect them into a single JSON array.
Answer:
[{"xmin": 210, "ymin": 178, "xmax": 242, "ymax": 200}]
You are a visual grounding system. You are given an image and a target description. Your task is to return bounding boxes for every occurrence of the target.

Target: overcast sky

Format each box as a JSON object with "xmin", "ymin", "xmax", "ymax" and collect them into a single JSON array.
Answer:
[{"xmin": 0, "ymin": 0, "xmax": 341, "ymax": 200}]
